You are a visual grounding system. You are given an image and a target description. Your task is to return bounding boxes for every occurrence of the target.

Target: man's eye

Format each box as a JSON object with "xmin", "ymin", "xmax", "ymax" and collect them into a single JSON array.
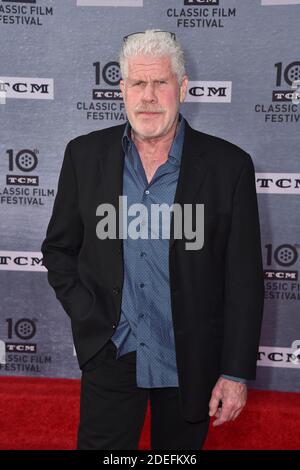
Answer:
[{"xmin": 158, "ymin": 81, "xmax": 167, "ymax": 85}]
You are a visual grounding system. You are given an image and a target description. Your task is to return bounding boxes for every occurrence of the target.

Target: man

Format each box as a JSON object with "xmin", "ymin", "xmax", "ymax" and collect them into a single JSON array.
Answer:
[{"xmin": 41, "ymin": 30, "xmax": 264, "ymax": 450}]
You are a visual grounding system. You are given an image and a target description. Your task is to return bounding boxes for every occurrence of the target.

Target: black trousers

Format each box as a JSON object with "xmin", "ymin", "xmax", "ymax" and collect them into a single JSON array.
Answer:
[{"xmin": 77, "ymin": 340, "xmax": 210, "ymax": 450}]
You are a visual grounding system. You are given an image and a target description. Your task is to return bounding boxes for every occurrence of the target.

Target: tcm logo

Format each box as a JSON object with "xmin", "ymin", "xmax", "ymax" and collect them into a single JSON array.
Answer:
[
  {"xmin": 92, "ymin": 61, "xmax": 122, "ymax": 101},
  {"xmin": 272, "ymin": 61, "xmax": 300, "ymax": 102},
  {"xmin": 0, "ymin": 251, "xmax": 46, "ymax": 272},
  {"xmin": 258, "ymin": 342, "xmax": 300, "ymax": 368},
  {"xmin": 77, "ymin": 0, "xmax": 143, "ymax": 6},
  {"xmin": 0, "ymin": 318, "xmax": 38, "ymax": 364},
  {"xmin": 6, "ymin": 148, "xmax": 39, "ymax": 186},
  {"xmin": 186, "ymin": 81, "xmax": 232, "ymax": 103},
  {"xmin": 264, "ymin": 243, "xmax": 298, "ymax": 283},
  {"xmin": 256, "ymin": 173, "xmax": 300, "ymax": 194},
  {"xmin": 184, "ymin": 0, "xmax": 219, "ymax": 4},
  {"xmin": 0, "ymin": 77, "xmax": 53, "ymax": 100},
  {"xmin": 262, "ymin": 0, "xmax": 300, "ymax": 5}
]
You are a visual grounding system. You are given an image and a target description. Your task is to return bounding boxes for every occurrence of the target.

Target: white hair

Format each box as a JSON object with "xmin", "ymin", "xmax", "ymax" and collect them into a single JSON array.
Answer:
[{"xmin": 119, "ymin": 29, "xmax": 186, "ymax": 83}]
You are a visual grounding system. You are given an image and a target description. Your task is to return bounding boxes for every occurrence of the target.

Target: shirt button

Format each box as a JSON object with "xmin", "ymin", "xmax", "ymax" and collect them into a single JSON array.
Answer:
[
  {"xmin": 112, "ymin": 324, "xmax": 116, "ymax": 329},
  {"xmin": 139, "ymin": 283, "xmax": 145, "ymax": 288},
  {"xmin": 140, "ymin": 314, "xmax": 144, "ymax": 318},
  {"xmin": 145, "ymin": 190, "xmax": 150, "ymax": 195},
  {"xmin": 140, "ymin": 342, "xmax": 145, "ymax": 346},
  {"xmin": 112, "ymin": 287, "xmax": 120, "ymax": 295},
  {"xmin": 140, "ymin": 251, "xmax": 146, "ymax": 257}
]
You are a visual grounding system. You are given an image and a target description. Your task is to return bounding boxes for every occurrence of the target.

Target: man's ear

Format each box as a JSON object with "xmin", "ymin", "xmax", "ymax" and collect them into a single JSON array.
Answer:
[{"xmin": 179, "ymin": 75, "xmax": 188, "ymax": 103}]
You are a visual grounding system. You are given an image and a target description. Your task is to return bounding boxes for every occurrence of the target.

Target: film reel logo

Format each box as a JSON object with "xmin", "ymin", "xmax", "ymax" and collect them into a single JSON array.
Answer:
[
  {"xmin": 4, "ymin": 318, "xmax": 37, "ymax": 354},
  {"xmin": 0, "ymin": 319, "xmax": 37, "ymax": 364},
  {"xmin": 265, "ymin": 243, "xmax": 298, "ymax": 268},
  {"xmin": 264, "ymin": 243, "xmax": 299, "ymax": 282},
  {"xmin": 273, "ymin": 61, "xmax": 300, "ymax": 102},
  {"xmin": 6, "ymin": 148, "xmax": 39, "ymax": 186},
  {"xmin": 7, "ymin": 318, "xmax": 37, "ymax": 341},
  {"xmin": 94, "ymin": 61, "xmax": 121, "ymax": 87},
  {"xmin": 92, "ymin": 61, "xmax": 122, "ymax": 100}
]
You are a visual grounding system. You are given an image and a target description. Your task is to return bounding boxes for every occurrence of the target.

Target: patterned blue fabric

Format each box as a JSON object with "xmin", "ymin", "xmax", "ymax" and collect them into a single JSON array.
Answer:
[{"xmin": 111, "ymin": 114, "xmax": 246, "ymax": 387}]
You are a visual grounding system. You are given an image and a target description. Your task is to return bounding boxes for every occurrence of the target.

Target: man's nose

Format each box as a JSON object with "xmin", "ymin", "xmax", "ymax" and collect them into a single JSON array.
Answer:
[{"xmin": 142, "ymin": 83, "xmax": 157, "ymax": 102}]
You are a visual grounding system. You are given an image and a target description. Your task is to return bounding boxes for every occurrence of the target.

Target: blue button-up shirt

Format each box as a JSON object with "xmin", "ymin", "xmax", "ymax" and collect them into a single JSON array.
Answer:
[
  {"xmin": 111, "ymin": 115, "xmax": 185, "ymax": 387},
  {"xmin": 111, "ymin": 114, "xmax": 245, "ymax": 387}
]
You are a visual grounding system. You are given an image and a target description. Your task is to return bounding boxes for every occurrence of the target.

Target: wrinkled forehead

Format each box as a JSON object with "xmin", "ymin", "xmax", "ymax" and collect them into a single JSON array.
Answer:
[{"xmin": 126, "ymin": 54, "xmax": 174, "ymax": 79}]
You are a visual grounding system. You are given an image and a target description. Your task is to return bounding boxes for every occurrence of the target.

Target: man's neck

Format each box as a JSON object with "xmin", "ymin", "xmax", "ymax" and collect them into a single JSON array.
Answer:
[{"xmin": 131, "ymin": 115, "xmax": 179, "ymax": 162}]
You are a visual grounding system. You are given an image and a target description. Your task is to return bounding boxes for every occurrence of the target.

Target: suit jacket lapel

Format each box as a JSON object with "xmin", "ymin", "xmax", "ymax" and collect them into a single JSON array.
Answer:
[
  {"xmin": 97, "ymin": 124, "xmax": 125, "ymax": 249},
  {"xmin": 169, "ymin": 121, "xmax": 208, "ymax": 251}
]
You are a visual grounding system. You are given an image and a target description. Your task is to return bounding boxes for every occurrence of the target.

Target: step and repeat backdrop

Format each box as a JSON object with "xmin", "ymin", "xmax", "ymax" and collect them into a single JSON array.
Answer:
[{"xmin": 0, "ymin": 0, "xmax": 299, "ymax": 392}]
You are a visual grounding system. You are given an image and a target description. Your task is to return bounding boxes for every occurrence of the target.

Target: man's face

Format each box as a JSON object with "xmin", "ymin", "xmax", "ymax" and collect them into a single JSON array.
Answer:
[{"xmin": 120, "ymin": 55, "xmax": 188, "ymax": 140}]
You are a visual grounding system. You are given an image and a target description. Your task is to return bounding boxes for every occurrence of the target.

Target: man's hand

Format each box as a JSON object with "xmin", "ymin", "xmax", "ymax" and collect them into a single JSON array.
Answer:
[{"xmin": 208, "ymin": 376, "xmax": 247, "ymax": 426}]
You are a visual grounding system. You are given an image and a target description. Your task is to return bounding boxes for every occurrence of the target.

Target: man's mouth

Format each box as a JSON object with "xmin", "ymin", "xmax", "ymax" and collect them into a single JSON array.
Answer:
[{"xmin": 137, "ymin": 111, "xmax": 162, "ymax": 116}]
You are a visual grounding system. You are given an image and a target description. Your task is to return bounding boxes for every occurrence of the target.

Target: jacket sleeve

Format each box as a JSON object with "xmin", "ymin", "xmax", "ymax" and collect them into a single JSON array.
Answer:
[
  {"xmin": 41, "ymin": 140, "xmax": 92, "ymax": 322},
  {"xmin": 221, "ymin": 153, "xmax": 264, "ymax": 380}
]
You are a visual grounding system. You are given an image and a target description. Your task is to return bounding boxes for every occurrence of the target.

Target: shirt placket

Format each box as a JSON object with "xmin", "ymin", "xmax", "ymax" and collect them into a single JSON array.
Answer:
[{"xmin": 135, "ymin": 163, "xmax": 176, "ymax": 386}]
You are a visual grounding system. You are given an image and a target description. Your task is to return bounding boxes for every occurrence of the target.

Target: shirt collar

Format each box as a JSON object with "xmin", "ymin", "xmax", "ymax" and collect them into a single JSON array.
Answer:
[{"xmin": 122, "ymin": 113, "xmax": 185, "ymax": 168}]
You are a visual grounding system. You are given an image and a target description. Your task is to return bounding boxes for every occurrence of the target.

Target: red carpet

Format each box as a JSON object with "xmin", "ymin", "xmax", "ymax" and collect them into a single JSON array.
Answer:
[{"xmin": 0, "ymin": 377, "xmax": 299, "ymax": 450}]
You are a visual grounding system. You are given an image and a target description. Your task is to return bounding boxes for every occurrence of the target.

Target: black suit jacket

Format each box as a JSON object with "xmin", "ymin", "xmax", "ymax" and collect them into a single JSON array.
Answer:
[{"xmin": 41, "ymin": 121, "xmax": 264, "ymax": 422}]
